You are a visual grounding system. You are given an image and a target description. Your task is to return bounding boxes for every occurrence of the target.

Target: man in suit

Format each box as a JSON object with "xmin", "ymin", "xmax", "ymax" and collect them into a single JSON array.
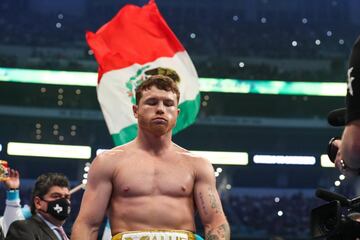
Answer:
[
  {"xmin": 0, "ymin": 227, "xmax": 4, "ymax": 240},
  {"xmin": 6, "ymin": 173, "xmax": 71, "ymax": 240}
]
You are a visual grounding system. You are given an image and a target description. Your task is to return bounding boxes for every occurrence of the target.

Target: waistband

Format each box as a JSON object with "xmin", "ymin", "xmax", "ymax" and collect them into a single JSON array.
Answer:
[{"xmin": 111, "ymin": 230, "xmax": 196, "ymax": 240}]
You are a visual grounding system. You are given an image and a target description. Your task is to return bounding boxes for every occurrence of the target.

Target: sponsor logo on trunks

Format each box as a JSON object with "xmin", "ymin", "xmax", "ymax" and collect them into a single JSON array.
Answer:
[{"xmin": 124, "ymin": 236, "xmax": 187, "ymax": 240}]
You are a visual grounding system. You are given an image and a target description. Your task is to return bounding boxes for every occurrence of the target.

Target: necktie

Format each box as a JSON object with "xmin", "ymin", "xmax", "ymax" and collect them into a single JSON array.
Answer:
[{"xmin": 55, "ymin": 226, "xmax": 69, "ymax": 240}]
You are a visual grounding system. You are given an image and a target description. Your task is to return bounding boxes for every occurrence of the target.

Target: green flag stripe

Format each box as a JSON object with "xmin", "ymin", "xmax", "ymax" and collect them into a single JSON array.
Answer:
[
  {"xmin": 173, "ymin": 93, "xmax": 201, "ymax": 135},
  {"xmin": 111, "ymin": 94, "xmax": 201, "ymax": 146},
  {"xmin": 111, "ymin": 124, "xmax": 138, "ymax": 146}
]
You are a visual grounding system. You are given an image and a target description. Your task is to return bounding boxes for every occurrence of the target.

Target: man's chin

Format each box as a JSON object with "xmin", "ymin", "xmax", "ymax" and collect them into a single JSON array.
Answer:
[{"xmin": 149, "ymin": 125, "xmax": 171, "ymax": 136}]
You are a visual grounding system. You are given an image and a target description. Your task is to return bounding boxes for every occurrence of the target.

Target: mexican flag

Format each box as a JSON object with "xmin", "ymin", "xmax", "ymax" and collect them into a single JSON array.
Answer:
[{"xmin": 86, "ymin": 0, "xmax": 200, "ymax": 146}]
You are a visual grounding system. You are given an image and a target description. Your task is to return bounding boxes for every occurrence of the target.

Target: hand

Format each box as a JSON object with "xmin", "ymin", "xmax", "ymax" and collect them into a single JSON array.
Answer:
[
  {"xmin": 4, "ymin": 169, "xmax": 20, "ymax": 189},
  {"xmin": 333, "ymin": 140, "xmax": 359, "ymax": 177},
  {"xmin": 332, "ymin": 138, "xmax": 342, "ymax": 169}
]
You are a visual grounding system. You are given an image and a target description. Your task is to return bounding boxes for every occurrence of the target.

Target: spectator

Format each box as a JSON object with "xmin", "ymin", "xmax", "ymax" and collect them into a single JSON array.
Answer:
[
  {"xmin": 0, "ymin": 169, "xmax": 25, "ymax": 236},
  {"xmin": 6, "ymin": 173, "xmax": 71, "ymax": 240}
]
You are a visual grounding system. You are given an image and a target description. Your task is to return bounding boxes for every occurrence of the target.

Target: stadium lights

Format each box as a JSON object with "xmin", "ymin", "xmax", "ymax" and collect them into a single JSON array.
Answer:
[
  {"xmin": 7, "ymin": 142, "xmax": 91, "ymax": 159},
  {"xmin": 190, "ymin": 151, "xmax": 248, "ymax": 165},
  {"xmin": 80, "ymin": 161, "xmax": 91, "ymax": 186},
  {"xmin": 253, "ymin": 155, "xmax": 316, "ymax": 165},
  {"xmin": 320, "ymin": 154, "xmax": 335, "ymax": 168},
  {"xmin": 96, "ymin": 148, "xmax": 248, "ymax": 165},
  {"xmin": 0, "ymin": 67, "xmax": 346, "ymax": 96}
]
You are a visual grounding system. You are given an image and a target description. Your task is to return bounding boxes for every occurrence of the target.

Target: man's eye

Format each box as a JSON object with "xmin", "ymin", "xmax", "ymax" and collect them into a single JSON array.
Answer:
[
  {"xmin": 164, "ymin": 100, "xmax": 174, "ymax": 106},
  {"xmin": 146, "ymin": 99, "xmax": 157, "ymax": 105}
]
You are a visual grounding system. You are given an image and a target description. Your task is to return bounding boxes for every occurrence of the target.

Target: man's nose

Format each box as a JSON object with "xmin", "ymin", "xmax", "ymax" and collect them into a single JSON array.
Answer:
[{"xmin": 156, "ymin": 102, "xmax": 165, "ymax": 113}]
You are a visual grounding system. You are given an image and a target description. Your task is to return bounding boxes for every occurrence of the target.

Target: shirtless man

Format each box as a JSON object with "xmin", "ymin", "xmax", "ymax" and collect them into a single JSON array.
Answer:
[{"xmin": 71, "ymin": 75, "xmax": 230, "ymax": 240}]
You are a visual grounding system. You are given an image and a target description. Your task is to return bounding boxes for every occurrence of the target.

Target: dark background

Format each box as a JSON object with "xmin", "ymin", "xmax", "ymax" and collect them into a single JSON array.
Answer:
[{"xmin": 1, "ymin": 0, "xmax": 359, "ymax": 239}]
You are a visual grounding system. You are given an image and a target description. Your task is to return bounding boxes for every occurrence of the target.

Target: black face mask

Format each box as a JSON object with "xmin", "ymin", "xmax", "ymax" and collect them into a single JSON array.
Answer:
[{"xmin": 41, "ymin": 198, "xmax": 71, "ymax": 221}]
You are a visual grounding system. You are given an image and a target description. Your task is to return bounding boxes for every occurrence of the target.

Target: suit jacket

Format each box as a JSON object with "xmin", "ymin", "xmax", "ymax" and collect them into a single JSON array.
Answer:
[
  {"xmin": 5, "ymin": 215, "xmax": 59, "ymax": 240},
  {"xmin": 0, "ymin": 226, "xmax": 4, "ymax": 240}
]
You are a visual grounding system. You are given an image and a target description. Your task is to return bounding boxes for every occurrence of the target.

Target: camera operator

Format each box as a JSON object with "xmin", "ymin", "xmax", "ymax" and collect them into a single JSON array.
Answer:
[{"xmin": 328, "ymin": 35, "xmax": 360, "ymax": 176}]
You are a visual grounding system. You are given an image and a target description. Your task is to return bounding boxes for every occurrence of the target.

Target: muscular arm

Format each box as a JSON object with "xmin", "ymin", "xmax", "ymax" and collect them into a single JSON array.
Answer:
[
  {"xmin": 71, "ymin": 153, "xmax": 113, "ymax": 240},
  {"xmin": 193, "ymin": 158, "xmax": 230, "ymax": 240}
]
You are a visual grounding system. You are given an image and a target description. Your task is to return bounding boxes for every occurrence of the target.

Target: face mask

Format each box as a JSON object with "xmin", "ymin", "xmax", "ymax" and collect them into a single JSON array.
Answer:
[{"xmin": 41, "ymin": 198, "xmax": 71, "ymax": 221}]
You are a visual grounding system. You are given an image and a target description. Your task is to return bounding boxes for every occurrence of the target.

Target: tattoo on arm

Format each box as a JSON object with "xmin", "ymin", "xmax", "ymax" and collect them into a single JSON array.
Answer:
[
  {"xmin": 199, "ymin": 192, "xmax": 209, "ymax": 215},
  {"xmin": 205, "ymin": 223, "xmax": 230, "ymax": 240},
  {"xmin": 208, "ymin": 187, "xmax": 221, "ymax": 214}
]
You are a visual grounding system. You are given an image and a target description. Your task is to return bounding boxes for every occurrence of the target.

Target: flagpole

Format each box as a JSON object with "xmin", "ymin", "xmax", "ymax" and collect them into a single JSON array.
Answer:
[{"xmin": 70, "ymin": 183, "xmax": 86, "ymax": 194}]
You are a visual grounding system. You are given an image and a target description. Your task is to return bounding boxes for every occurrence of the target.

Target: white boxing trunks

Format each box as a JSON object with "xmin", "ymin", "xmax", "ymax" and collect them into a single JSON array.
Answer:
[{"xmin": 111, "ymin": 230, "xmax": 196, "ymax": 240}]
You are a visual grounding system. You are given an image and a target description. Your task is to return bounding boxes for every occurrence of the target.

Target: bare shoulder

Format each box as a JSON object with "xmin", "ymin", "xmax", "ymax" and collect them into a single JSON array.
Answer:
[
  {"xmin": 91, "ymin": 143, "xmax": 133, "ymax": 170},
  {"xmin": 93, "ymin": 147, "xmax": 121, "ymax": 164},
  {"xmin": 99, "ymin": 146, "xmax": 126, "ymax": 158},
  {"xmin": 173, "ymin": 144, "xmax": 213, "ymax": 174}
]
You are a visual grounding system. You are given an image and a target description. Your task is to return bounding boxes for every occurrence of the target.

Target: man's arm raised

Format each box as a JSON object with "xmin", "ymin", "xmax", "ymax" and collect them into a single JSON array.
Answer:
[
  {"xmin": 193, "ymin": 158, "xmax": 230, "ymax": 240},
  {"xmin": 71, "ymin": 152, "xmax": 114, "ymax": 240}
]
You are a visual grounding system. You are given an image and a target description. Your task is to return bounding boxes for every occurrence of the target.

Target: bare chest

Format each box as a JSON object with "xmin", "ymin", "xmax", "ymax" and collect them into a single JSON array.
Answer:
[{"xmin": 114, "ymin": 158, "xmax": 195, "ymax": 197}]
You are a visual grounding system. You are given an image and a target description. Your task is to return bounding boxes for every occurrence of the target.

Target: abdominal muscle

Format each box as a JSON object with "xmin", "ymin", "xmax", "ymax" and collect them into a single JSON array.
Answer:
[{"xmin": 108, "ymin": 195, "xmax": 196, "ymax": 234}]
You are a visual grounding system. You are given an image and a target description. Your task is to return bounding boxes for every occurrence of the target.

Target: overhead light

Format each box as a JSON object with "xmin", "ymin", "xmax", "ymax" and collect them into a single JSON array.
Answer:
[
  {"xmin": 7, "ymin": 142, "xmax": 91, "ymax": 159},
  {"xmin": 320, "ymin": 154, "xmax": 335, "ymax": 168},
  {"xmin": 190, "ymin": 151, "xmax": 248, "ymax": 165},
  {"xmin": 0, "ymin": 68, "xmax": 346, "ymax": 96},
  {"xmin": 253, "ymin": 155, "xmax": 316, "ymax": 165},
  {"xmin": 96, "ymin": 148, "xmax": 248, "ymax": 165}
]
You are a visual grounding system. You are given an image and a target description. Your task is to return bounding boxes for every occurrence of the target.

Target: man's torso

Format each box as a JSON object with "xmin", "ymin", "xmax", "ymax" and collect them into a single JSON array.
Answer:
[{"xmin": 105, "ymin": 143, "xmax": 198, "ymax": 234}]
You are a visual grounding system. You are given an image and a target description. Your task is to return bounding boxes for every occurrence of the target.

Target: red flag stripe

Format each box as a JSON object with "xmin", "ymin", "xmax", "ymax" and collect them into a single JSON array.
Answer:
[{"xmin": 86, "ymin": 0, "xmax": 185, "ymax": 83}]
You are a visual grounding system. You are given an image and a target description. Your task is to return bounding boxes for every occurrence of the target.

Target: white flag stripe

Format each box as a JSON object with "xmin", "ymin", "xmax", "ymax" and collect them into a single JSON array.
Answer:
[{"xmin": 98, "ymin": 51, "xmax": 199, "ymax": 134}]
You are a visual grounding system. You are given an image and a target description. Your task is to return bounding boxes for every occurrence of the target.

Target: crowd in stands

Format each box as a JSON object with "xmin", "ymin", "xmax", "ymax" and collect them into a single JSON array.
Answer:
[
  {"xmin": 0, "ymin": 0, "xmax": 358, "ymax": 81},
  {"xmin": 224, "ymin": 193, "xmax": 316, "ymax": 238}
]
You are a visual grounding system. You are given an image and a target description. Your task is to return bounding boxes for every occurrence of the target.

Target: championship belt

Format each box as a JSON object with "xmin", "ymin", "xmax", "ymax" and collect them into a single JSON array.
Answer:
[{"xmin": 112, "ymin": 230, "xmax": 196, "ymax": 240}]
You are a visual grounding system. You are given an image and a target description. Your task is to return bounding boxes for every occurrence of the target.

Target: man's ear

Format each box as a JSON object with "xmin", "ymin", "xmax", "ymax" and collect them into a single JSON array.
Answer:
[
  {"xmin": 34, "ymin": 196, "xmax": 42, "ymax": 211},
  {"xmin": 133, "ymin": 105, "xmax": 138, "ymax": 119},
  {"xmin": 177, "ymin": 108, "xmax": 180, "ymax": 116}
]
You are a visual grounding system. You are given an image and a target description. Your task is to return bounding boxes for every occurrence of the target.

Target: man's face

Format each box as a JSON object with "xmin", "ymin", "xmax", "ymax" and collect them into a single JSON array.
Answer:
[
  {"xmin": 35, "ymin": 186, "xmax": 70, "ymax": 221},
  {"xmin": 133, "ymin": 86, "xmax": 180, "ymax": 136}
]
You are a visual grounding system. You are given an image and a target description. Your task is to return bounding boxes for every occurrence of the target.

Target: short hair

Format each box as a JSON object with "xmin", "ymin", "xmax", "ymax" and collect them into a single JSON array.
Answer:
[
  {"xmin": 135, "ymin": 75, "xmax": 180, "ymax": 104},
  {"xmin": 31, "ymin": 173, "xmax": 70, "ymax": 214},
  {"xmin": 144, "ymin": 67, "xmax": 180, "ymax": 84}
]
